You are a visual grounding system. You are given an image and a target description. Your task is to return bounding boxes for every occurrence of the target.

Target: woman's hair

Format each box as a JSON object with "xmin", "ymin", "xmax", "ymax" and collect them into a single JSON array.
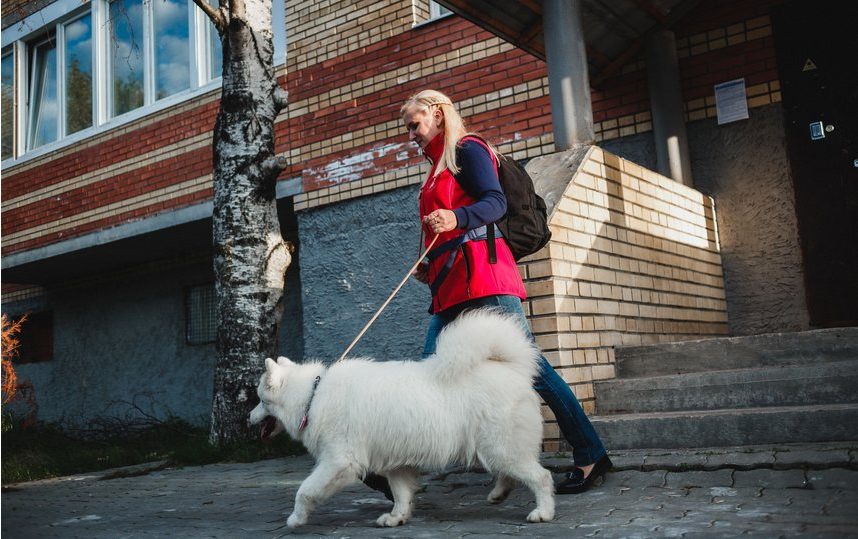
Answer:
[{"xmin": 401, "ymin": 89, "xmax": 495, "ymax": 175}]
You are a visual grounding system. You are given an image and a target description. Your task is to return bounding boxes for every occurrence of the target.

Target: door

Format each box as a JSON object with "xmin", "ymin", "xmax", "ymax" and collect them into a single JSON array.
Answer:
[{"xmin": 772, "ymin": 2, "xmax": 858, "ymax": 327}]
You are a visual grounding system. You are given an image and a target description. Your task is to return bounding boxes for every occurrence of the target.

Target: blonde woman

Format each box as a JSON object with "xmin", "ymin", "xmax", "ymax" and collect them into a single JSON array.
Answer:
[{"xmin": 393, "ymin": 89, "xmax": 611, "ymax": 494}]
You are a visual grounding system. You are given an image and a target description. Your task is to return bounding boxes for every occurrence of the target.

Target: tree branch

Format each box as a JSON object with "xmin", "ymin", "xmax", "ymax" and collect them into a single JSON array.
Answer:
[
  {"xmin": 232, "ymin": 0, "xmax": 246, "ymax": 22},
  {"xmin": 261, "ymin": 155, "xmax": 288, "ymax": 178},
  {"xmin": 274, "ymin": 87, "xmax": 289, "ymax": 113},
  {"xmin": 192, "ymin": 0, "xmax": 227, "ymax": 33}
]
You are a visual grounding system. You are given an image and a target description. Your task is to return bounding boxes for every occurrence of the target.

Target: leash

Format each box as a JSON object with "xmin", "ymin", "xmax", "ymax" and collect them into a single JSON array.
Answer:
[{"xmin": 336, "ymin": 234, "xmax": 439, "ymax": 363}]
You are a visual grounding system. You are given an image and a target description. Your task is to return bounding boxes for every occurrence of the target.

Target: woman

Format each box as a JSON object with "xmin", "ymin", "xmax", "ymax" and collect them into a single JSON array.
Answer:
[{"xmin": 403, "ymin": 89, "xmax": 612, "ymax": 494}]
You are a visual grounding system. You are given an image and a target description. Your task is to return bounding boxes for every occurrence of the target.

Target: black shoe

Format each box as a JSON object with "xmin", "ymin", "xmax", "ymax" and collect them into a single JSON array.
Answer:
[
  {"xmin": 555, "ymin": 455, "xmax": 613, "ymax": 494},
  {"xmin": 363, "ymin": 473, "xmax": 394, "ymax": 501}
]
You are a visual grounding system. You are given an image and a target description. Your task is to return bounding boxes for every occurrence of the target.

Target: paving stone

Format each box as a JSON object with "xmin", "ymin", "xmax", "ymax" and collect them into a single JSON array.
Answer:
[
  {"xmin": 3, "ymin": 445, "xmax": 858, "ymax": 539},
  {"xmin": 733, "ymin": 468, "xmax": 810, "ymax": 489}
]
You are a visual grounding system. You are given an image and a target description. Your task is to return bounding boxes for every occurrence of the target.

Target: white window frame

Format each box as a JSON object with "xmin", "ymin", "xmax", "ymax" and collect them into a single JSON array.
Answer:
[
  {"xmin": 62, "ymin": 12, "xmax": 97, "ymax": 137},
  {"xmin": 26, "ymin": 32, "xmax": 59, "ymax": 150},
  {"xmin": 22, "ymin": 11, "xmax": 97, "ymax": 152},
  {"xmin": 429, "ymin": 1, "xmax": 452, "ymax": 20},
  {"xmin": 2, "ymin": 46, "xmax": 17, "ymax": 160},
  {"xmin": 0, "ymin": 0, "xmax": 286, "ymax": 166}
]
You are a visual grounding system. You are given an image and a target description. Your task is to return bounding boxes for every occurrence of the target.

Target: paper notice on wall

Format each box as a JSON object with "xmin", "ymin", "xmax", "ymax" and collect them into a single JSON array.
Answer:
[{"xmin": 714, "ymin": 78, "xmax": 749, "ymax": 125}]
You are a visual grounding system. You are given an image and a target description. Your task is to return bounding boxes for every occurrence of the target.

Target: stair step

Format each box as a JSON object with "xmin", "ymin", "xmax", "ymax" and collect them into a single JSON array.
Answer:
[
  {"xmin": 595, "ymin": 360, "xmax": 858, "ymax": 414},
  {"xmin": 591, "ymin": 403, "xmax": 858, "ymax": 450},
  {"xmin": 614, "ymin": 327, "xmax": 858, "ymax": 378}
]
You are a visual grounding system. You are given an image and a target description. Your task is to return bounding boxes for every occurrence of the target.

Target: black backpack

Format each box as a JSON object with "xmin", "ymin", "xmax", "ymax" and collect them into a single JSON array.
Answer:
[{"xmin": 456, "ymin": 137, "xmax": 552, "ymax": 262}]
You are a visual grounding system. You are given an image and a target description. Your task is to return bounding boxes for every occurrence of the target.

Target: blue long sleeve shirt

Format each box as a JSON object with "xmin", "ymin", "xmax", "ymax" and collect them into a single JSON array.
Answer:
[{"xmin": 451, "ymin": 139, "xmax": 507, "ymax": 230}]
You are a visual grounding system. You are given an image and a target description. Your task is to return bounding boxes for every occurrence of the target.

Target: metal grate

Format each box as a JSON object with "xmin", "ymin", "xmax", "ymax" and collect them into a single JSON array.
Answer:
[{"xmin": 185, "ymin": 283, "xmax": 216, "ymax": 345}]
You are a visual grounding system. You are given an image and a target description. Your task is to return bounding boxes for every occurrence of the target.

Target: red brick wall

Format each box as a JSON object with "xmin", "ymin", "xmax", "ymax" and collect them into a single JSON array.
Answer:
[{"xmin": 1, "ymin": 0, "xmax": 786, "ymax": 257}]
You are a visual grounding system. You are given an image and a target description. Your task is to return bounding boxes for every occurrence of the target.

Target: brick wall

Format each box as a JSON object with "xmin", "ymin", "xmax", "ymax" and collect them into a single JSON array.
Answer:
[
  {"xmin": 282, "ymin": 0, "xmax": 553, "ymax": 211},
  {"xmin": 521, "ymin": 147, "xmax": 727, "ymax": 450},
  {"xmin": 2, "ymin": 0, "xmax": 779, "ymax": 447},
  {"xmin": 1, "ymin": 92, "xmax": 221, "ymax": 256},
  {"xmin": 2, "ymin": 0, "xmax": 784, "ymax": 259},
  {"xmin": 0, "ymin": 0, "xmax": 53, "ymax": 29},
  {"xmin": 592, "ymin": 0, "xmax": 782, "ymax": 140}
]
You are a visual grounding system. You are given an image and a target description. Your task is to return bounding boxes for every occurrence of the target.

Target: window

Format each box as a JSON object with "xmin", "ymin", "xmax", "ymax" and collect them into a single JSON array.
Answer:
[
  {"xmin": 109, "ymin": 0, "xmax": 145, "ymax": 116},
  {"xmin": 430, "ymin": 2, "xmax": 452, "ymax": 19},
  {"xmin": 25, "ymin": 13, "xmax": 94, "ymax": 151},
  {"xmin": 415, "ymin": 2, "xmax": 452, "ymax": 26},
  {"xmin": 27, "ymin": 35, "xmax": 59, "ymax": 149},
  {"xmin": 2, "ymin": 49, "xmax": 14, "ymax": 159},
  {"xmin": 185, "ymin": 283, "xmax": 216, "ymax": 345},
  {"xmin": 205, "ymin": 1, "xmax": 223, "ymax": 79},
  {"xmin": 12, "ymin": 311, "xmax": 54, "ymax": 364},
  {"xmin": 1, "ymin": 0, "xmax": 224, "ymax": 159},
  {"xmin": 108, "ymin": 0, "xmax": 202, "ymax": 116},
  {"xmin": 65, "ymin": 15, "xmax": 94, "ymax": 135}
]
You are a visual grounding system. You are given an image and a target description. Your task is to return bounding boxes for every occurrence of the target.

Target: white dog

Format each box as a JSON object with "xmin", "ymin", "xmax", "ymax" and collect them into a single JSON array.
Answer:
[{"xmin": 249, "ymin": 308, "xmax": 555, "ymax": 528}]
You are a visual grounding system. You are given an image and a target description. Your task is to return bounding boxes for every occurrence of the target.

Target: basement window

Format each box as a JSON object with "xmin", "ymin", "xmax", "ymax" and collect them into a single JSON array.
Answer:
[
  {"xmin": 12, "ymin": 311, "xmax": 54, "ymax": 363},
  {"xmin": 185, "ymin": 283, "xmax": 216, "ymax": 345}
]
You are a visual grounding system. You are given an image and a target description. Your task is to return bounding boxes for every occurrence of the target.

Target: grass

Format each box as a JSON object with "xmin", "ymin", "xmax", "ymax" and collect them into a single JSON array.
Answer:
[{"xmin": 1, "ymin": 414, "xmax": 306, "ymax": 485}]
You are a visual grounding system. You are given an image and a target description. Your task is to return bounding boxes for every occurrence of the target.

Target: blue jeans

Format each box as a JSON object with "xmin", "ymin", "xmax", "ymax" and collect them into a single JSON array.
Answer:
[{"xmin": 421, "ymin": 295, "xmax": 607, "ymax": 467}]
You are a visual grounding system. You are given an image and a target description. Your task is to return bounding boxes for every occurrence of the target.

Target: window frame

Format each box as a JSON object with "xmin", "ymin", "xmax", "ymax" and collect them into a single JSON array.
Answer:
[
  {"xmin": 26, "ymin": 31, "xmax": 60, "ymax": 151},
  {"xmin": 63, "ymin": 11, "xmax": 96, "ymax": 137},
  {"xmin": 0, "ymin": 0, "xmax": 266, "ymax": 165},
  {"xmin": 429, "ymin": 1, "xmax": 453, "ymax": 20},
  {"xmin": 1, "ymin": 46, "xmax": 16, "ymax": 160},
  {"xmin": 185, "ymin": 282, "xmax": 217, "ymax": 346}
]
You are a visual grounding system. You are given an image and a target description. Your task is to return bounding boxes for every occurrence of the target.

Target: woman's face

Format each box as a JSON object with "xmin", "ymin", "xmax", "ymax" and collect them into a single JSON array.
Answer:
[{"xmin": 402, "ymin": 104, "xmax": 443, "ymax": 149}]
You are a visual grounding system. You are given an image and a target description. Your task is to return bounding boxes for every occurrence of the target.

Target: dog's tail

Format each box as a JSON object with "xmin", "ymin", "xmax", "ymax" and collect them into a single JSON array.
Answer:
[{"xmin": 431, "ymin": 308, "xmax": 541, "ymax": 383}]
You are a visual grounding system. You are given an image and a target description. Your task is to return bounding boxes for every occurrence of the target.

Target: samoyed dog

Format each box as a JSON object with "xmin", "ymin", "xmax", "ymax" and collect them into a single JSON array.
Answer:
[{"xmin": 249, "ymin": 308, "xmax": 555, "ymax": 528}]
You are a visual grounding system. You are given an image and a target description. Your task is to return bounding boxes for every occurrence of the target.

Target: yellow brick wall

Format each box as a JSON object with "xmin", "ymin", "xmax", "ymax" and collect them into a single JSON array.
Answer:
[
  {"xmin": 286, "ymin": 0, "xmax": 414, "ymax": 72},
  {"xmin": 520, "ymin": 147, "xmax": 728, "ymax": 450}
]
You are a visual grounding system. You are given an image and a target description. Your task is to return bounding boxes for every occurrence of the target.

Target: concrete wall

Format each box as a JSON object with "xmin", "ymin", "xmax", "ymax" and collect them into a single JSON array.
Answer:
[
  {"xmin": 603, "ymin": 104, "xmax": 810, "ymax": 335},
  {"xmin": 297, "ymin": 186, "xmax": 430, "ymax": 361},
  {"xmin": 5, "ymin": 255, "xmax": 304, "ymax": 427},
  {"xmin": 6, "ymin": 260, "xmax": 215, "ymax": 426},
  {"xmin": 688, "ymin": 105, "xmax": 809, "ymax": 335}
]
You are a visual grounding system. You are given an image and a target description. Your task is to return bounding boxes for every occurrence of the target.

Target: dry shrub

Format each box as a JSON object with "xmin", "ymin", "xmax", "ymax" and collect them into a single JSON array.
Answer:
[{"xmin": 2, "ymin": 314, "xmax": 37, "ymax": 425}]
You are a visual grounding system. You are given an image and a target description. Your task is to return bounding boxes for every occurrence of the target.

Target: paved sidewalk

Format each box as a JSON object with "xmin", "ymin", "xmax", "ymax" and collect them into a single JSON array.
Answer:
[{"xmin": 3, "ymin": 442, "xmax": 857, "ymax": 538}]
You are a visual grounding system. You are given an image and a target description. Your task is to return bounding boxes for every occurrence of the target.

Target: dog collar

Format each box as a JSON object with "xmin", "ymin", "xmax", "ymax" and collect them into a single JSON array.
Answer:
[{"xmin": 298, "ymin": 375, "xmax": 321, "ymax": 431}]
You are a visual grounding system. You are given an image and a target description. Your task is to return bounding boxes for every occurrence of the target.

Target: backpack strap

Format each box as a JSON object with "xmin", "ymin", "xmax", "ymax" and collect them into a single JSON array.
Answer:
[
  {"xmin": 455, "ymin": 135, "xmax": 501, "ymax": 265},
  {"xmin": 487, "ymin": 222, "xmax": 497, "ymax": 264},
  {"xmin": 426, "ymin": 224, "xmax": 502, "ymax": 296}
]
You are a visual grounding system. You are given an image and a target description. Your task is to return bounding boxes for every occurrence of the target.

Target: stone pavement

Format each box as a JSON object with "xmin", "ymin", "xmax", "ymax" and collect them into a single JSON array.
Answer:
[{"xmin": 3, "ymin": 442, "xmax": 858, "ymax": 539}]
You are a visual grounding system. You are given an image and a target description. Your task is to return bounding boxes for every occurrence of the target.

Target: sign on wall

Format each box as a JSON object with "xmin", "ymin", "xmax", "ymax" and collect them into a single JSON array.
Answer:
[{"xmin": 714, "ymin": 78, "xmax": 750, "ymax": 125}]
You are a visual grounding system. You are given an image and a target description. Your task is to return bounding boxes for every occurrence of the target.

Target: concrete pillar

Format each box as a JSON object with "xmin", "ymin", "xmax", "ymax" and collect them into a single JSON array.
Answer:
[
  {"xmin": 647, "ymin": 30, "xmax": 694, "ymax": 186},
  {"xmin": 543, "ymin": 0, "xmax": 594, "ymax": 151}
]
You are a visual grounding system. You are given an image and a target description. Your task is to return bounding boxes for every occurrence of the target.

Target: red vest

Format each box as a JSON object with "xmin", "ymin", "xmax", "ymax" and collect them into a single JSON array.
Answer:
[{"xmin": 420, "ymin": 134, "xmax": 526, "ymax": 313}]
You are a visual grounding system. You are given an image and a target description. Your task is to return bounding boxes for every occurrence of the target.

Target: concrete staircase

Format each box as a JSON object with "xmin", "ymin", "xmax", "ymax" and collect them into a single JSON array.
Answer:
[{"xmin": 590, "ymin": 327, "xmax": 858, "ymax": 449}]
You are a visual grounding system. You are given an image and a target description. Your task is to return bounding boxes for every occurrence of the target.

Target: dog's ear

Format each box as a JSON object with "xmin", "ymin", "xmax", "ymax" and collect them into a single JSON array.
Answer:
[
  {"xmin": 276, "ymin": 356, "xmax": 293, "ymax": 367},
  {"xmin": 265, "ymin": 357, "xmax": 279, "ymax": 372}
]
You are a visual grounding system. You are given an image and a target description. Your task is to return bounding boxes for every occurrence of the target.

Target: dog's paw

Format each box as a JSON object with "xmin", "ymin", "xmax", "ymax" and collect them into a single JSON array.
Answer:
[
  {"xmin": 526, "ymin": 508, "xmax": 554, "ymax": 523},
  {"xmin": 375, "ymin": 512, "xmax": 408, "ymax": 527},
  {"xmin": 286, "ymin": 513, "xmax": 307, "ymax": 528},
  {"xmin": 487, "ymin": 486, "xmax": 512, "ymax": 504}
]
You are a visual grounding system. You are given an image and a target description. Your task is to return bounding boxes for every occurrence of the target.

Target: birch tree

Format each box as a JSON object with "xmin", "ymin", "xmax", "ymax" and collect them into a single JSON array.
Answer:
[{"xmin": 193, "ymin": 0, "xmax": 292, "ymax": 445}]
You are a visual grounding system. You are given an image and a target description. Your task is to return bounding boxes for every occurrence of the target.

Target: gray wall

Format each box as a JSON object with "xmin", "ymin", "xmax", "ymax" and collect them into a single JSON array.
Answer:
[
  {"xmin": 7, "ymin": 260, "xmax": 216, "ymax": 426},
  {"xmin": 297, "ymin": 185, "xmax": 431, "ymax": 362},
  {"xmin": 5, "ymin": 104, "xmax": 811, "ymax": 428},
  {"xmin": 5, "ymin": 254, "xmax": 304, "ymax": 428},
  {"xmin": 603, "ymin": 104, "xmax": 810, "ymax": 335},
  {"xmin": 688, "ymin": 105, "xmax": 809, "ymax": 335}
]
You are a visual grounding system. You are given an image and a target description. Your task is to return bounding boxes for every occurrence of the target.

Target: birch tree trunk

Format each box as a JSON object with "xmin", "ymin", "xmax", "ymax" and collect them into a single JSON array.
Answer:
[{"xmin": 194, "ymin": 0, "xmax": 292, "ymax": 445}]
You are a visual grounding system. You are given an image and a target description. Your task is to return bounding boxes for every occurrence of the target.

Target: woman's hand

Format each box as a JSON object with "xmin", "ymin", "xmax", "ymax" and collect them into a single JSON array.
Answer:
[
  {"xmin": 413, "ymin": 262, "xmax": 430, "ymax": 284},
  {"xmin": 423, "ymin": 209, "xmax": 457, "ymax": 234}
]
